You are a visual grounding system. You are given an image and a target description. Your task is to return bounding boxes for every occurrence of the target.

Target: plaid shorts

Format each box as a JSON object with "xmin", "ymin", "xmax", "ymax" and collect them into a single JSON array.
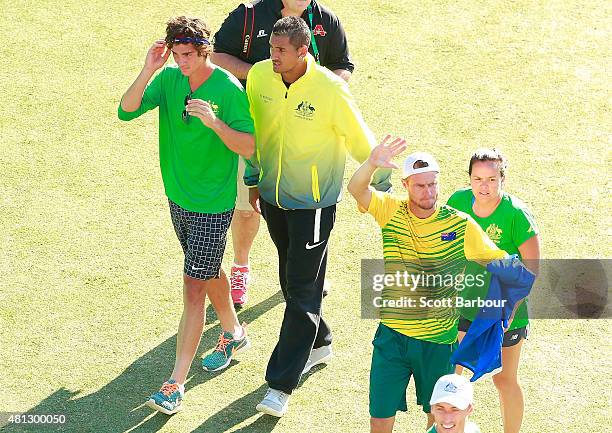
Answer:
[{"xmin": 168, "ymin": 199, "xmax": 234, "ymax": 280}]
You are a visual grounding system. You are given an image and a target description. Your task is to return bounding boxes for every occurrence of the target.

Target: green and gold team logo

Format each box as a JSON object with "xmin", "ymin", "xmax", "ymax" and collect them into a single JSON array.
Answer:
[
  {"xmin": 485, "ymin": 224, "xmax": 503, "ymax": 243},
  {"xmin": 206, "ymin": 100, "xmax": 219, "ymax": 114}
]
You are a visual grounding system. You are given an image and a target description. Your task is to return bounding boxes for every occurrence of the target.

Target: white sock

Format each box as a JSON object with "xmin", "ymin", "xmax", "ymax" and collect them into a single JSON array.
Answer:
[
  {"xmin": 233, "ymin": 326, "xmax": 245, "ymax": 340},
  {"xmin": 233, "ymin": 262, "xmax": 249, "ymax": 269}
]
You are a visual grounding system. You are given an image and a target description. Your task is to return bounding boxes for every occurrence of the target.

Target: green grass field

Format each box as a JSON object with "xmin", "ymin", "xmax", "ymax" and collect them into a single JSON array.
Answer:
[{"xmin": 1, "ymin": 1, "xmax": 610, "ymax": 432}]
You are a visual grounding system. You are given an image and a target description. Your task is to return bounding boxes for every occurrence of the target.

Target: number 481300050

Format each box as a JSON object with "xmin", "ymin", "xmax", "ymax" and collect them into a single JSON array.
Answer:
[{"xmin": 8, "ymin": 413, "xmax": 66, "ymax": 424}]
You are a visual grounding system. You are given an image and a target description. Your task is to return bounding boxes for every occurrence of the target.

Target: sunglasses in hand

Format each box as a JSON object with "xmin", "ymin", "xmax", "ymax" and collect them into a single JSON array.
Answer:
[{"xmin": 182, "ymin": 92, "xmax": 192, "ymax": 122}]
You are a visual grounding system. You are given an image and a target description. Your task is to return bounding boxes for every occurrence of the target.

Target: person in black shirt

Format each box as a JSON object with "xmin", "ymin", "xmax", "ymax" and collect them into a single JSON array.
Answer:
[
  {"xmin": 213, "ymin": 0, "xmax": 354, "ymax": 84},
  {"xmin": 210, "ymin": 0, "xmax": 353, "ymax": 312}
]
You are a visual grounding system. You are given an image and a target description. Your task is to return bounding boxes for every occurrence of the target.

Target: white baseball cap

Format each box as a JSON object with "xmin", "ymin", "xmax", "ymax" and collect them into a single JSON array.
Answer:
[
  {"xmin": 429, "ymin": 374, "xmax": 474, "ymax": 410},
  {"xmin": 402, "ymin": 151, "xmax": 440, "ymax": 179}
]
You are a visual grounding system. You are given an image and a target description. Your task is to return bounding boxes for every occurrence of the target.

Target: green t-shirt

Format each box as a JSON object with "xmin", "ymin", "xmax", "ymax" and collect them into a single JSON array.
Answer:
[
  {"xmin": 118, "ymin": 65, "xmax": 254, "ymax": 213},
  {"xmin": 426, "ymin": 421, "xmax": 482, "ymax": 433},
  {"xmin": 447, "ymin": 188, "xmax": 539, "ymax": 330}
]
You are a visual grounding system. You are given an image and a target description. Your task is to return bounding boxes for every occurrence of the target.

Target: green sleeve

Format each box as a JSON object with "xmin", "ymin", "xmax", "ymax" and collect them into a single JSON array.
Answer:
[
  {"xmin": 447, "ymin": 189, "xmax": 469, "ymax": 211},
  {"xmin": 223, "ymin": 84, "xmax": 254, "ymax": 134},
  {"xmin": 225, "ymin": 85, "xmax": 255, "ymax": 187},
  {"xmin": 446, "ymin": 190, "xmax": 461, "ymax": 209},
  {"xmin": 117, "ymin": 69, "xmax": 164, "ymax": 121},
  {"xmin": 512, "ymin": 205, "xmax": 539, "ymax": 247}
]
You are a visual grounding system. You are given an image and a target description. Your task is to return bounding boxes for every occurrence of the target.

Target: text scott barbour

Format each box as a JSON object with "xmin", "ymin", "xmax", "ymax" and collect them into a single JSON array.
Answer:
[{"xmin": 372, "ymin": 296, "xmax": 508, "ymax": 309}]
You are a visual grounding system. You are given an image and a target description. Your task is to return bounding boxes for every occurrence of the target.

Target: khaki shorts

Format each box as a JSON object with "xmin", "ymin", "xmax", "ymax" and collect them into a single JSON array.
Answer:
[{"xmin": 236, "ymin": 157, "xmax": 255, "ymax": 212}]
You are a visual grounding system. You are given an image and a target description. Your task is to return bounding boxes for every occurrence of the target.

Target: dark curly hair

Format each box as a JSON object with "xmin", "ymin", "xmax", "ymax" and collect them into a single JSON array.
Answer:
[
  {"xmin": 468, "ymin": 148, "xmax": 508, "ymax": 179},
  {"xmin": 165, "ymin": 16, "xmax": 212, "ymax": 57}
]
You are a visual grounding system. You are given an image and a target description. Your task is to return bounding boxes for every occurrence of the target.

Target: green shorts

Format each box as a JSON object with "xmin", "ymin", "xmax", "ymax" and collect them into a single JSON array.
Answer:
[{"xmin": 369, "ymin": 323, "xmax": 456, "ymax": 418}]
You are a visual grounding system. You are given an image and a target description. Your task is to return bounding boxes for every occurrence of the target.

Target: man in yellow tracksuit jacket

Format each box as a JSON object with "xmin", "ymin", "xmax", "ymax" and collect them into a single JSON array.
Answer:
[{"xmin": 245, "ymin": 16, "xmax": 391, "ymax": 417}]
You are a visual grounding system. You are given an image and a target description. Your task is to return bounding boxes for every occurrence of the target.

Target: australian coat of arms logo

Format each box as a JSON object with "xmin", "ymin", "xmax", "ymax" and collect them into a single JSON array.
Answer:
[
  {"xmin": 485, "ymin": 223, "xmax": 503, "ymax": 243},
  {"xmin": 295, "ymin": 101, "xmax": 315, "ymax": 120}
]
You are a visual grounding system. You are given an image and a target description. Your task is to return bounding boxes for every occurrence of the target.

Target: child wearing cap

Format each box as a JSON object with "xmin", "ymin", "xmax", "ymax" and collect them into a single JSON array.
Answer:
[{"xmin": 428, "ymin": 374, "xmax": 481, "ymax": 433}]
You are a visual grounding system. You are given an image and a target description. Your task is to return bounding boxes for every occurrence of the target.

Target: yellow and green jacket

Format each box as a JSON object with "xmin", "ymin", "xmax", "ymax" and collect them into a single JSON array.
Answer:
[{"xmin": 245, "ymin": 54, "xmax": 391, "ymax": 209}]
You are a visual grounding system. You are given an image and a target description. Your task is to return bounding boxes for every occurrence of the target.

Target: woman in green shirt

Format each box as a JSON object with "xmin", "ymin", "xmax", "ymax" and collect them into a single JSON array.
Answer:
[{"xmin": 447, "ymin": 148, "xmax": 540, "ymax": 433}]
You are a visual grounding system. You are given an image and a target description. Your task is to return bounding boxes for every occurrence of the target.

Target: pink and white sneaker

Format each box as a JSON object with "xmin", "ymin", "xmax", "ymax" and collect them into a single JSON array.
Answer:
[{"xmin": 230, "ymin": 264, "xmax": 250, "ymax": 308}]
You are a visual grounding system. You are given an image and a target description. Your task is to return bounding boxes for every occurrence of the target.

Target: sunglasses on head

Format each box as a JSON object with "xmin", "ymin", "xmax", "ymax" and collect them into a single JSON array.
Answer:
[
  {"xmin": 182, "ymin": 92, "xmax": 192, "ymax": 122},
  {"xmin": 173, "ymin": 37, "xmax": 210, "ymax": 45}
]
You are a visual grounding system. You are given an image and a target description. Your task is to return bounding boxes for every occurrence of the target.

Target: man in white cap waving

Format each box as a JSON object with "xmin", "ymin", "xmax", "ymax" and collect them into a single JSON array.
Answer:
[
  {"xmin": 428, "ymin": 374, "xmax": 481, "ymax": 433},
  {"xmin": 348, "ymin": 137, "xmax": 507, "ymax": 432}
]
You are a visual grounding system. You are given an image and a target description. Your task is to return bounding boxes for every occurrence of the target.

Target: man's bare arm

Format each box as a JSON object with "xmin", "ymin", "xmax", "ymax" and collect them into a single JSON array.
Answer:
[
  {"xmin": 211, "ymin": 53, "xmax": 252, "ymax": 80},
  {"xmin": 121, "ymin": 40, "xmax": 170, "ymax": 111},
  {"xmin": 348, "ymin": 135, "xmax": 407, "ymax": 210},
  {"xmin": 333, "ymin": 68, "xmax": 352, "ymax": 82}
]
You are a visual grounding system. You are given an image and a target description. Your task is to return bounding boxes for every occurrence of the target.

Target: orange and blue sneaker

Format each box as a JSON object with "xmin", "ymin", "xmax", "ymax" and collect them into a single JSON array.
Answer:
[
  {"xmin": 145, "ymin": 379, "xmax": 185, "ymax": 415},
  {"xmin": 201, "ymin": 325, "xmax": 251, "ymax": 371}
]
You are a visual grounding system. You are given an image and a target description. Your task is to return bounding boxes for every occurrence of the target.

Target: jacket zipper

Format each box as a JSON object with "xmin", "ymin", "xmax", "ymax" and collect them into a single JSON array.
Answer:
[
  {"xmin": 311, "ymin": 165, "xmax": 321, "ymax": 202},
  {"xmin": 275, "ymin": 87, "xmax": 287, "ymax": 208}
]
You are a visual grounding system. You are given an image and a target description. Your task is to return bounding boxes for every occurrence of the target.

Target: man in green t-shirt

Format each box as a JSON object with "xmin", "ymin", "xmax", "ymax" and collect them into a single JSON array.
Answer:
[
  {"xmin": 118, "ymin": 16, "xmax": 255, "ymax": 415},
  {"xmin": 447, "ymin": 148, "xmax": 540, "ymax": 433},
  {"xmin": 427, "ymin": 374, "xmax": 481, "ymax": 433}
]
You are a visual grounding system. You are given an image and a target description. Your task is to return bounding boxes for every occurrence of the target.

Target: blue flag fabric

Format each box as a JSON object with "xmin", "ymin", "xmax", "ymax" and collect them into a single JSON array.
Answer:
[{"xmin": 450, "ymin": 255, "xmax": 536, "ymax": 382}]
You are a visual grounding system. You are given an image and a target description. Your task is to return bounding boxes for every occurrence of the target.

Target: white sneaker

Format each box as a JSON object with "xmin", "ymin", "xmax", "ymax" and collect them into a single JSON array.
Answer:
[
  {"xmin": 256, "ymin": 388, "xmax": 290, "ymax": 417},
  {"xmin": 302, "ymin": 345, "xmax": 333, "ymax": 374}
]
